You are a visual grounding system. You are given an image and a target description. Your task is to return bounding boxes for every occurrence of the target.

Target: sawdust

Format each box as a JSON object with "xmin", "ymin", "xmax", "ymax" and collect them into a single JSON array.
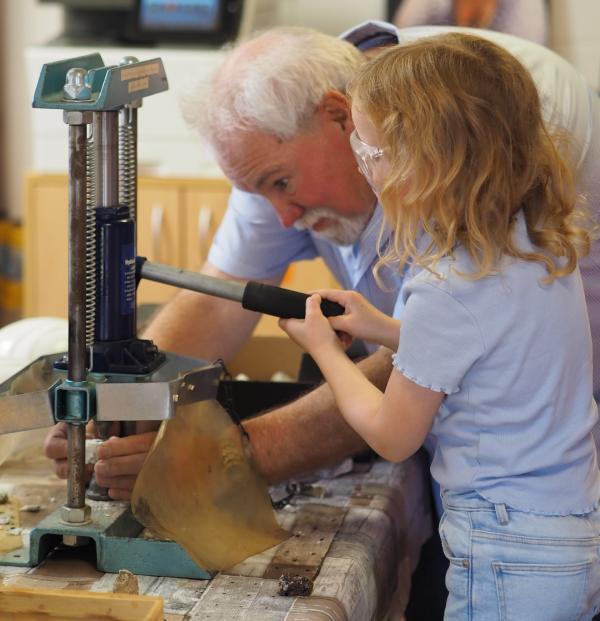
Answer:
[
  {"xmin": 112, "ymin": 569, "xmax": 139, "ymax": 595},
  {"xmin": 0, "ymin": 498, "xmax": 22, "ymax": 553}
]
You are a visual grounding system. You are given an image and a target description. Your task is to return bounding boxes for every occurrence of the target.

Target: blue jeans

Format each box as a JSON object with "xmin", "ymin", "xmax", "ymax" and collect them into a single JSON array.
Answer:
[{"xmin": 439, "ymin": 490, "xmax": 600, "ymax": 621}]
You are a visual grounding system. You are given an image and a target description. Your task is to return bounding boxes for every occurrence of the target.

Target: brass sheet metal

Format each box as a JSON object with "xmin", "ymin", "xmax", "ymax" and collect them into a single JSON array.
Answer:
[
  {"xmin": 131, "ymin": 400, "xmax": 288, "ymax": 571},
  {"xmin": 262, "ymin": 503, "xmax": 346, "ymax": 581}
]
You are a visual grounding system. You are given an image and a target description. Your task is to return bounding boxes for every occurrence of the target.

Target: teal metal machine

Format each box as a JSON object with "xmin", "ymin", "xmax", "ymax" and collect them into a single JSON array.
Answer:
[{"xmin": 0, "ymin": 53, "xmax": 221, "ymax": 579}]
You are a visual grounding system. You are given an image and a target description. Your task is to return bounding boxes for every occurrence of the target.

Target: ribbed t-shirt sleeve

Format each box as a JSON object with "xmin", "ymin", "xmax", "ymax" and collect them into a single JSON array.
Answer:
[
  {"xmin": 207, "ymin": 187, "xmax": 318, "ymax": 280},
  {"xmin": 392, "ymin": 280, "xmax": 485, "ymax": 394}
]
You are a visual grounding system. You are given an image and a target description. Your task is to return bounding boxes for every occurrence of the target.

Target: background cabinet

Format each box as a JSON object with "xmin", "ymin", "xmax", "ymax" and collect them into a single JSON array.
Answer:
[{"xmin": 24, "ymin": 174, "xmax": 338, "ymax": 336}]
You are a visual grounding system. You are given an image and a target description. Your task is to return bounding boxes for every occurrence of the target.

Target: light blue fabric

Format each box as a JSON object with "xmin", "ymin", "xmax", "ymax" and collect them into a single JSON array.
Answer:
[
  {"xmin": 208, "ymin": 188, "xmax": 404, "ymax": 352},
  {"xmin": 344, "ymin": 21, "xmax": 600, "ymax": 415},
  {"xmin": 392, "ymin": 212, "xmax": 600, "ymax": 515},
  {"xmin": 440, "ymin": 489, "xmax": 600, "ymax": 620}
]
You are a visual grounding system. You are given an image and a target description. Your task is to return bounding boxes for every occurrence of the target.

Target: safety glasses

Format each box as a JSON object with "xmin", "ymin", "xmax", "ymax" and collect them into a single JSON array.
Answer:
[{"xmin": 350, "ymin": 129, "xmax": 385, "ymax": 185}]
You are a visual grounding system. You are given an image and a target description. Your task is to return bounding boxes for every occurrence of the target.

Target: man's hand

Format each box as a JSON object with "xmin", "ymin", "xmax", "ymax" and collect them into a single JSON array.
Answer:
[
  {"xmin": 94, "ymin": 432, "xmax": 157, "ymax": 500},
  {"xmin": 43, "ymin": 422, "xmax": 94, "ymax": 480},
  {"xmin": 43, "ymin": 422, "xmax": 156, "ymax": 501}
]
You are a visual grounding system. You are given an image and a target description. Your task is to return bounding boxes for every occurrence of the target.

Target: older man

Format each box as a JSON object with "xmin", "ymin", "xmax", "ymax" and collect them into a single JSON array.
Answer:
[{"xmin": 45, "ymin": 21, "xmax": 600, "ymax": 499}]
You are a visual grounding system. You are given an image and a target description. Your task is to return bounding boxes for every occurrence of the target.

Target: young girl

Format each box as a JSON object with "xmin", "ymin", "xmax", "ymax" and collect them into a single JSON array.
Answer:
[{"xmin": 280, "ymin": 34, "xmax": 600, "ymax": 620}]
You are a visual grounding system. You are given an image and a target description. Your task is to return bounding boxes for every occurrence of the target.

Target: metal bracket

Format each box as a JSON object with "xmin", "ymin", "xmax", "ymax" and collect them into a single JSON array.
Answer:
[
  {"xmin": 32, "ymin": 54, "xmax": 168, "ymax": 112},
  {"xmin": 53, "ymin": 379, "xmax": 95, "ymax": 423}
]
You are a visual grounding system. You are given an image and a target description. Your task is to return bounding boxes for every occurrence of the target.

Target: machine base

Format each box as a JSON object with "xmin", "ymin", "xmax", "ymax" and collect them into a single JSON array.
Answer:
[{"xmin": 0, "ymin": 501, "xmax": 212, "ymax": 580}]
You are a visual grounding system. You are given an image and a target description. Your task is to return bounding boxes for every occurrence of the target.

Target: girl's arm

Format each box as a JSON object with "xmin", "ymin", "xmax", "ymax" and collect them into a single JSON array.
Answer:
[{"xmin": 280, "ymin": 295, "xmax": 443, "ymax": 462}]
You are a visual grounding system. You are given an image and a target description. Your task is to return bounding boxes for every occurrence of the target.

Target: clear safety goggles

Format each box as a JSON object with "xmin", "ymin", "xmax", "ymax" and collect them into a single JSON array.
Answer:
[{"xmin": 350, "ymin": 130, "xmax": 385, "ymax": 185}]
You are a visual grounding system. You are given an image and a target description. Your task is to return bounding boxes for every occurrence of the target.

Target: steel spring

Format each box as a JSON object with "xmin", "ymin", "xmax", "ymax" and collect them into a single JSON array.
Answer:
[
  {"xmin": 85, "ymin": 134, "xmax": 97, "ymax": 347},
  {"xmin": 118, "ymin": 121, "xmax": 136, "ymax": 220}
]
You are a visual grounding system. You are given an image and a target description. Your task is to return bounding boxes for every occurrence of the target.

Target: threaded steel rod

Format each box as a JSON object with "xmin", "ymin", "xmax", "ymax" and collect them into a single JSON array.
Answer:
[{"xmin": 67, "ymin": 122, "xmax": 88, "ymax": 509}]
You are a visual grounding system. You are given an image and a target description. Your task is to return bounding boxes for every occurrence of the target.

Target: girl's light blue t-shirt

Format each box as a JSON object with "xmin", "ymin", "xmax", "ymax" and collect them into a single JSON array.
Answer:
[{"xmin": 392, "ymin": 212, "xmax": 600, "ymax": 515}]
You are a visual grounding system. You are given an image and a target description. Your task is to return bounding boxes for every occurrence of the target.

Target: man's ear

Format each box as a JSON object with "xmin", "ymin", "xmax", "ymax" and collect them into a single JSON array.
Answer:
[{"xmin": 317, "ymin": 91, "xmax": 352, "ymax": 133}]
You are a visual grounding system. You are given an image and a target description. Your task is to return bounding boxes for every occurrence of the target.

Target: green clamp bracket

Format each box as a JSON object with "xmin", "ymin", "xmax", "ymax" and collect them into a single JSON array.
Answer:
[
  {"xmin": 53, "ymin": 380, "xmax": 96, "ymax": 423},
  {"xmin": 32, "ymin": 53, "xmax": 168, "ymax": 112}
]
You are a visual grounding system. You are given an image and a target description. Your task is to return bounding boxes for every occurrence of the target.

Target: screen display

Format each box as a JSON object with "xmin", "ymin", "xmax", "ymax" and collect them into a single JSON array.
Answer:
[{"xmin": 138, "ymin": 0, "xmax": 221, "ymax": 32}]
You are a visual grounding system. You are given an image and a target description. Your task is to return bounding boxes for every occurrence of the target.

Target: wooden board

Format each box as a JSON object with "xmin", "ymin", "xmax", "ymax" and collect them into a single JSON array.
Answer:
[{"xmin": 0, "ymin": 586, "xmax": 163, "ymax": 620}]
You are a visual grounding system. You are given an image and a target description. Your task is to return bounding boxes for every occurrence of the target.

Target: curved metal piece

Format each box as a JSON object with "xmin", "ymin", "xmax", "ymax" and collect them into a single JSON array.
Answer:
[{"xmin": 131, "ymin": 399, "xmax": 288, "ymax": 571}]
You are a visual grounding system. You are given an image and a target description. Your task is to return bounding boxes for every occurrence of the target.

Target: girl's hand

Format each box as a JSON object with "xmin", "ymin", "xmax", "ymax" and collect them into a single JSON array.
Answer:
[
  {"xmin": 314, "ymin": 289, "xmax": 400, "ymax": 351},
  {"xmin": 279, "ymin": 294, "xmax": 344, "ymax": 356}
]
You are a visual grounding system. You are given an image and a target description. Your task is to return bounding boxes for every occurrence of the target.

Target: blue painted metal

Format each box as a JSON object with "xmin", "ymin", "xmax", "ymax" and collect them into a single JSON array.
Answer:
[
  {"xmin": 32, "ymin": 54, "xmax": 168, "ymax": 111},
  {"xmin": 53, "ymin": 379, "xmax": 95, "ymax": 422},
  {"xmin": 0, "ymin": 503, "xmax": 212, "ymax": 579}
]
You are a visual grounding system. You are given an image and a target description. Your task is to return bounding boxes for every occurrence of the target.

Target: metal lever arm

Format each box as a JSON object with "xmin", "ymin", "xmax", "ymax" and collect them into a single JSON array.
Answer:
[{"xmin": 136, "ymin": 257, "xmax": 345, "ymax": 319}]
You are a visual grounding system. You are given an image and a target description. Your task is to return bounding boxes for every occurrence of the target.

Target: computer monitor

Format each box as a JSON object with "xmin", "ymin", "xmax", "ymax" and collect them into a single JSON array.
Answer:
[
  {"xmin": 38, "ymin": 0, "xmax": 249, "ymax": 45},
  {"xmin": 135, "ymin": 0, "xmax": 243, "ymax": 44}
]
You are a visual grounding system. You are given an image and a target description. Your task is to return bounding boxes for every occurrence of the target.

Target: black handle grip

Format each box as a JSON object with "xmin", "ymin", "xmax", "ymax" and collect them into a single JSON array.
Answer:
[{"xmin": 241, "ymin": 281, "xmax": 345, "ymax": 319}]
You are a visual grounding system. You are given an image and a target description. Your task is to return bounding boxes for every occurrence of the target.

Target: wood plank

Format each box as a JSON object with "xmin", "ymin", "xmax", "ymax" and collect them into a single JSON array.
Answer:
[{"xmin": 0, "ymin": 586, "xmax": 163, "ymax": 620}]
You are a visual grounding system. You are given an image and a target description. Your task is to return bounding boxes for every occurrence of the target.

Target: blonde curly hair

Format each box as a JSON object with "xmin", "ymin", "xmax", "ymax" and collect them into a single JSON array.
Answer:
[{"xmin": 349, "ymin": 33, "xmax": 592, "ymax": 283}]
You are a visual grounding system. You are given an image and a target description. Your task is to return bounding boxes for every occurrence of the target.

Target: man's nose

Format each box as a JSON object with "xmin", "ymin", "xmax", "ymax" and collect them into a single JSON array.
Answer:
[{"xmin": 271, "ymin": 198, "xmax": 304, "ymax": 228}]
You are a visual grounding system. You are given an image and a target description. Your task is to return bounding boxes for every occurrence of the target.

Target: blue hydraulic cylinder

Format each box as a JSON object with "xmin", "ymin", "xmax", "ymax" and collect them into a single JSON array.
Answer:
[{"xmin": 95, "ymin": 206, "xmax": 136, "ymax": 342}]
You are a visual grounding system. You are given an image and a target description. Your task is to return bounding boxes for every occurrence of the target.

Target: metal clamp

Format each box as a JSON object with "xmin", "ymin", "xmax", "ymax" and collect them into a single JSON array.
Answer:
[{"xmin": 53, "ymin": 379, "xmax": 95, "ymax": 423}]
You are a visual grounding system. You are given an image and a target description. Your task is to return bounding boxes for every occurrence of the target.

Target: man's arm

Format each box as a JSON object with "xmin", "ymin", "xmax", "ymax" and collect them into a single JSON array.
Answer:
[
  {"xmin": 142, "ymin": 260, "xmax": 278, "ymax": 362},
  {"xmin": 243, "ymin": 346, "xmax": 394, "ymax": 483},
  {"xmin": 63, "ymin": 346, "xmax": 393, "ymax": 498}
]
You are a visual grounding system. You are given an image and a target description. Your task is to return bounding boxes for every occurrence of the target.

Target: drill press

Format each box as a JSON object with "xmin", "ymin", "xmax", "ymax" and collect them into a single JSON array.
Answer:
[
  {"xmin": 0, "ymin": 52, "xmax": 344, "ymax": 579},
  {"xmin": 0, "ymin": 53, "xmax": 221, "ymax": 578}
]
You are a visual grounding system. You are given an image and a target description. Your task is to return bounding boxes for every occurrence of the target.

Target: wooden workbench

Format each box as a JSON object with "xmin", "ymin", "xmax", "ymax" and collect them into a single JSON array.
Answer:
[{"xmin": 0, "ymin": 450, "xmax": 432, "ymax": 621}]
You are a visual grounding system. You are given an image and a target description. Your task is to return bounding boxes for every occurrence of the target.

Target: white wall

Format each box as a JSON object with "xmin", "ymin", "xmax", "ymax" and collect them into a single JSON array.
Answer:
[
  {"xmin": 0, "ymin": 1, "xmax": 63, "ymax": 220},
  {"xmin": 1, "ymin": 0, "xmax": 599, "ymax": 222},
  {"xmin": 277, "ymin": 0, "xmax": 386, "ymax": 35},
  {"xmin": 549, "ymin": 0, "xmax": 600, "ymax": 90}
]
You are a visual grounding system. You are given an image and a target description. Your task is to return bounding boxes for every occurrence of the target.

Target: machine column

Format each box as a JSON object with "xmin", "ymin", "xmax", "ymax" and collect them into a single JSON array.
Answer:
[{"xmin": 65, "ymin": 112, "xmax": 91, "ymax": 517}]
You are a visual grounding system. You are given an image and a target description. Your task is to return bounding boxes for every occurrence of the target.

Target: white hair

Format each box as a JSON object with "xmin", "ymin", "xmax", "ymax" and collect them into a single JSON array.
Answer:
[{"xmin": 180, "ymin": 27, "xmax": 363, "ymax": 147}]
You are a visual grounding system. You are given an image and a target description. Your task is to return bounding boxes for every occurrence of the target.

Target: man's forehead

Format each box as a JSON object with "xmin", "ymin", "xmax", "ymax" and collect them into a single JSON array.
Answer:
[{"xmin": 217, "ymin": 132, "xmax": 289, "ymax": 189}]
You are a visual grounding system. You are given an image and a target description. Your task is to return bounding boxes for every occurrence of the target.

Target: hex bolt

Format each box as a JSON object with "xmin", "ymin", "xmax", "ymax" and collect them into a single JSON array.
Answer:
[
  {"xmin": 63, "ymin": 110, "xmax": 93, "ymax": 126},
  {"xmin": 60, "ymin": 503, "xmax": 92, "ymax": 525},
  {"xmin": 63, "ymin": 67, "xmax": 92, "ymax": 101}
]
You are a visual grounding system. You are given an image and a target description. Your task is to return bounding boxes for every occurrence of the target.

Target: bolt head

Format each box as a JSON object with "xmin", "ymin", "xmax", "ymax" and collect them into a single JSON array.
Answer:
[
  {"xmin": 63, "ymin": 67, "xmax": 91, "ymax": 100},
  {"xmin": 61, "ymin": 504, "xmax": 91, "ymax": 524},
  {"xmin": 63, "ymin": 84, "xmax": 92, "ymax": 100},
  {"xmin": 119, "ymin": 56, "xmax": 139, "ymax": 66}
]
